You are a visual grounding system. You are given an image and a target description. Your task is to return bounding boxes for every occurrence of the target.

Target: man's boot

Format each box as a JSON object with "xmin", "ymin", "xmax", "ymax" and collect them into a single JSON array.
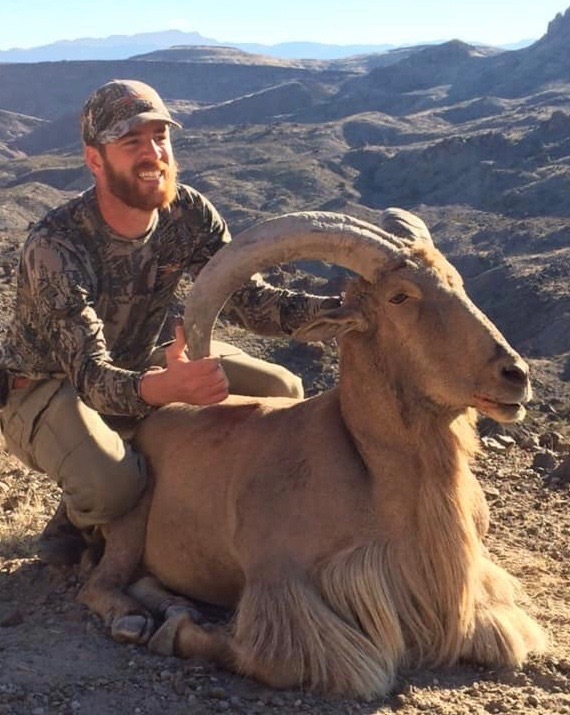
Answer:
[{"xmin": 36, "ymin": 499, "xmax": 87, "ymax": 566}]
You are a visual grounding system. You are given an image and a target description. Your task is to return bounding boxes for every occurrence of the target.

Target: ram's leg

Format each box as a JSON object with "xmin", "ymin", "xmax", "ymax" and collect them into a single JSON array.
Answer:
[
  {"xmin": 462, "ymin": 558, "xmax": 547, "ymax": 667},
  {"xmin": 128, "ymin": 574, "xmax": 207, "ymax": 624},
  {"xmin": 148, "ymin": 564, "xmax": 395, "ymax": 698},
  {"xmin": 77, "ymin": 489, "xmax": 155, "ymax": 644},
  {"xmin": 148, "ymin": 608, "xmax": 306, "ymax": 691}
]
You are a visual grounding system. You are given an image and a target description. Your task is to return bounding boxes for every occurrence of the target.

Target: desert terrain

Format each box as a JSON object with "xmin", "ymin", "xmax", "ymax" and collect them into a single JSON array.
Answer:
[{"xmin": 0, "ymin": 8, "xmax": 569, "ymax": 714}]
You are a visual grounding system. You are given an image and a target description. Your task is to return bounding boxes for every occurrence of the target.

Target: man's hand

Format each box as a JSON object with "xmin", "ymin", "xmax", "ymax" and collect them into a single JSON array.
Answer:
[{"xmin": 138, "ymin": 326, "xmax": 229, "ymax": 407}]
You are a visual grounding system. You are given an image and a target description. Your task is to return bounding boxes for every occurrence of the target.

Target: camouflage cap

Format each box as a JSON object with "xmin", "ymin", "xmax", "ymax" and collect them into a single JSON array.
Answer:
[{"xmin": 80, "ymin": 79, "xmax": 182, "ymax": 145}]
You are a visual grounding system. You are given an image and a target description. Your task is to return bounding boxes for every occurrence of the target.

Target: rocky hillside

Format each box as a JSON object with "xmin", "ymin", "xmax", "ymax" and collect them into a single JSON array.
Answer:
[
  {"xmin": 0, "ymin": 7, "xmax": 569, "ymax": 405},
  {"xmin": 0, "ymin": 13, "xmax": 569, "ymax": 715}
]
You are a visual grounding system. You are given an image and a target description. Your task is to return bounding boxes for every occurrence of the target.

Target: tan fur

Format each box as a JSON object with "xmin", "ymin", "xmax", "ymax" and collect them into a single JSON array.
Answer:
[
  {"xmin": 80, "ymin": 220, "xmax": 547, "ymax": 698},
  {"xmin": 233, "ymin": 567, "xmax": 397, "ymax": 697}
]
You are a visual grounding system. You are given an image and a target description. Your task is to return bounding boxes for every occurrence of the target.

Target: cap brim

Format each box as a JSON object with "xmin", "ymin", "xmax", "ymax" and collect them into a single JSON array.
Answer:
[
  {"xmin": 130, "ymin": 111, "xmax": 182, "ymax": 131},
  {"xmin": 99, "ymin": 111, "xmax": 182, "ymax": 143}
]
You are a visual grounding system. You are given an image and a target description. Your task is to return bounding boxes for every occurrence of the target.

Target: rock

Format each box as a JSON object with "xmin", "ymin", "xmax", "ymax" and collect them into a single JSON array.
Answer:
[
  {"xmin": 532, "ymin": 451, "xmax": 558, "ymax": 472},
  {"xmin": 519, "ymin": 434, "xmax": 540, "ymax": 450},
  {"xmin": 494, "ymin": 434, "xmax": 517, "ymax": 450},
  {"xmin": 549, "ymin": 454, "xmax": 570, "ymax": 485},
  {"xmin": 538, "ymin": 431, "xmax": 564, "ymax": 451},
  {"xmin": 483, "ymin": 485, "xmax": 501, "ymax": 498},
  {"xmin": 478, "ymin": 417, "xmax": 506, "ymax": 437},
  {"xmin": 481, "ymin": 436, "xmax": 508, "ymax": 453},
  {"xmin": 206, "ymin": 686, "xmax": 227, "ymax": 700},
  {"xmin": 526, "ymin": 694, "xmax": 540, "ymax": 707}
]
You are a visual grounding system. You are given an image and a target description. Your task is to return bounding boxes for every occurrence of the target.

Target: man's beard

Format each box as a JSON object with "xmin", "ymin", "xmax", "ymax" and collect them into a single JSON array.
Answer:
[{"xmin": 102, "ymin": 157, "xmax": 178, "ymax": 211}]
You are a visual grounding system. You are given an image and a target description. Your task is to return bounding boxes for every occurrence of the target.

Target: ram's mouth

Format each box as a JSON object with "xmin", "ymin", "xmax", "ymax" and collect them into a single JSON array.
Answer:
[{"xmin": 473, "ymin": 395, "xmax": 526, "ymax": 423}]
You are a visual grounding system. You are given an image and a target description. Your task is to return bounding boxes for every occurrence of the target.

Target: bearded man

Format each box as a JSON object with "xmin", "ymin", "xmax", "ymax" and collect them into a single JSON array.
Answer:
[{"xmin": 0, "ymin": 80, "xmax": 339, "ymax": 565}]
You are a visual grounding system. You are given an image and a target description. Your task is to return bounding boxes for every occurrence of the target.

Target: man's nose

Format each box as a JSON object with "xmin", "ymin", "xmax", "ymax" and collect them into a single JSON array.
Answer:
[{"xmin": 142, "ymin": 139, "xmax": 163, "ymax": 159}]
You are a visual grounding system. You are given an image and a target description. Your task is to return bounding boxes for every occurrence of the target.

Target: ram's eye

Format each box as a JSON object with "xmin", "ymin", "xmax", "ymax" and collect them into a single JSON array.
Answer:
[{"xmin": 389, "ymin": 292, "xmax": 408, "ymax": 305}]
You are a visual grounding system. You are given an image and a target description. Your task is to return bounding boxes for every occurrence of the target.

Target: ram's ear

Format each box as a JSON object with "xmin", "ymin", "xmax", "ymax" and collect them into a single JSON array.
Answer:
[{"xmin": 292, "ymin": 305, "xmax": 368, "ymax": 343}]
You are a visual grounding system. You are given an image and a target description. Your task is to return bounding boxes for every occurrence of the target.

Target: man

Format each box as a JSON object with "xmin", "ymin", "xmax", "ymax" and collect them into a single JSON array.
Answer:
[{"xmin": 0, "ymin": 79, "xmax": 339, "ymax": 565}]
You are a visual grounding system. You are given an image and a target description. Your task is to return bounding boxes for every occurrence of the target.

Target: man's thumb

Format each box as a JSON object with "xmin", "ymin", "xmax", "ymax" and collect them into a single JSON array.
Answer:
[{"xmin": 166, "ymin": 325, "xmax": 189, "ymax": 361}]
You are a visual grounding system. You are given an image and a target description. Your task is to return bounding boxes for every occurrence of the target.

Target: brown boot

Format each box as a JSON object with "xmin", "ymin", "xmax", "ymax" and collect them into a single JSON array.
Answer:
[{"xmin": 36, "ymin": 499, "xmax": 87, "ymax": 566}]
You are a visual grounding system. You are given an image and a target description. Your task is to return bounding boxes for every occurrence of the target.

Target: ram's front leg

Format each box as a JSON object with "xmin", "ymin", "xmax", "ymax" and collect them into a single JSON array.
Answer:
[
  {"xmin": 149, "ymin": 563, "xmax": 396, "ymax": 698},
  {"xmin": 147, "ymin": 596, "xmax": 311, "ymax": 692},
  {"xmin": 150, "ymin": 612, "xmax": 302, "ymax": 691},
  {"xmin": 462, "ymin": 558, "xmax": 547, "ymax": 667},
  {"xmin": 78, "ymin": 488, "xmax": 155, "ymax": 644}
]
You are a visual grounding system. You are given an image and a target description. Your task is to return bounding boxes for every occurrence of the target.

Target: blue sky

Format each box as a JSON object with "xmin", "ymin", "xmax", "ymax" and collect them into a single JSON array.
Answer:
[{"xmin": 1, "ymin": 0, "xmax": 568, "ymax": 50}]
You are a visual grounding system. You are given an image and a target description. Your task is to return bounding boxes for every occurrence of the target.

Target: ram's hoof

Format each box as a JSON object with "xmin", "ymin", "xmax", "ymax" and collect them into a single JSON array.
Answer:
[
  {"xmin": 165, "ymin": 603, "xmax": 205, "ymax": 624},
  {"xmin": 111, "ymin": 613, "xmax": 155, "ymax": 644},
  {"xmin": 148, "ymin": 612, "xmax": 189, "ymax": 656}
]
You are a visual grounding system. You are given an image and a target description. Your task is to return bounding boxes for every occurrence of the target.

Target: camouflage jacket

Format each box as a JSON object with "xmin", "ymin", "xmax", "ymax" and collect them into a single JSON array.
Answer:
[{"xmin": 0, "ymin": 184, "xmax": 335, "ymax": 417}]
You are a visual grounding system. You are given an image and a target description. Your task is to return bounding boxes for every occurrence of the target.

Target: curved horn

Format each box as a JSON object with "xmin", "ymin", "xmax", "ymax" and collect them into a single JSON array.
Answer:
[
  {"xmin": 184, "ymin": 210, "xmax": 420, "ymax": 358},
  {"xmin": 379, "ymin": 208, "xmax": 434, "ymax": 246}
]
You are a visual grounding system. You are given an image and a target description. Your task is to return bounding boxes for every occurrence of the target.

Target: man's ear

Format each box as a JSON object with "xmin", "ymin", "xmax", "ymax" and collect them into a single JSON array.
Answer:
[
  {"xmin": 292, "ymin": 305, "xmax": 368, "ymax": 343},
  {"xmin": 84, "ymin": 145, "xmax": 103, "ymax": 176}
]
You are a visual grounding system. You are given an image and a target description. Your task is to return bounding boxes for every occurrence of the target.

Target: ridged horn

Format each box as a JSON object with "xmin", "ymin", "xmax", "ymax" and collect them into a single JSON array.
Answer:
[
  {"xmin": 183, "ymin": 210, "xmax": 426, "ymax": 358},
  {"xmin": 379, "ymin": 207, "xmax": 434, "ymax": 246}
]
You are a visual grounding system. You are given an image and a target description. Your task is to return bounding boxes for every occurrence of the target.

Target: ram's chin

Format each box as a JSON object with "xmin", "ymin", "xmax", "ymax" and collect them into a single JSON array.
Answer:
[{"xmin": 473, "ymin": 396, "xmax": 527, "ymax": 423}]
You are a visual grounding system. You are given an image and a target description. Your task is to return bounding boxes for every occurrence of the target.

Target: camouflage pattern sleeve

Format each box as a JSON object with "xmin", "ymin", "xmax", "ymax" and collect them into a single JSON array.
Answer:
[
  {"xmin": 22, "ymin": 234, "xmax": 151, "ymax": 418},
  {"xmin": 222, "ymin": 273, "xmax": 342, "ymax": 337}
]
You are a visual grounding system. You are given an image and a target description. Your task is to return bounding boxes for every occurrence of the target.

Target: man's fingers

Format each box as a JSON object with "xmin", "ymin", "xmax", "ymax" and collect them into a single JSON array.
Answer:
[
  {"xmin": 194, "ymin": 370, "xmax": 229, "ymax": 397},
  {"xmin": 186, "ymin": 357, "xmax": 223, "ymax": 376},
  {"xmin": 175, "ymin": 360, "xmax": 228, "ymax": 404},
  {"xmin": 192, "ymin": 391, "xmax": 229, "ymax": 406},
  {"xmin": 188, "ymin": 381, "xmax": 229, "ymax": 405}
]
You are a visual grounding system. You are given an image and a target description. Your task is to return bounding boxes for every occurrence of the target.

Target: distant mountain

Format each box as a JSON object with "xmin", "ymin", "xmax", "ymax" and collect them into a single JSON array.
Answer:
[
  {"xmin": 0, "ymin": 30, "xmax": 219, "ymax": 62},
  {"xmin": 0, "ymin": 28, "xmax": 530, "ymax": 64},
  {"xmin": 0, "ymin": 8, "xmax": 569, "ymax": 364},
  {"xmin": 501, "ymin": 39, "xmax": 536, "ymax": 50},
  {"xmin": 227, "ymin": 41, "xmax": 397, "ymax": 60},
  {"xmin": 131, "ymin": 45, "xmax": 321, "ymax": 68},
  {"xmin": 447, "ymin": 7, "xmax": 570, "ymax": 100},
  {"xmin": 0, "ymin": 30, "xmax": 399, "ymax": 63},
  {"xmin": 0, "ymin": 8, "xmax": 568, "ymax": 127},
  {"xmin": 312, "ymin": 10, "xmax": 570, "ymax": 118},
  {"xmin": 132, "ymin": 44, "xmax": 427, "ymax": 73}
]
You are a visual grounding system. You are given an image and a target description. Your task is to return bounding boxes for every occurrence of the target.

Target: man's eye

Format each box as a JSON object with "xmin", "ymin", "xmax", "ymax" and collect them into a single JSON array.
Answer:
[{"xmin": 389, "ymin": 293, "xmax": 408, "ymax": 305}]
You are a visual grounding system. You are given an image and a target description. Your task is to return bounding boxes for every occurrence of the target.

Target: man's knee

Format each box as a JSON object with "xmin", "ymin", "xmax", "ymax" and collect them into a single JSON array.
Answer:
[
  {"xmin": 222, "ymin": 352, "xmax": 304, "ymax": 399},
  {"xmin": 62, "ymin": 448, "xmax": 148, "ymax": 528},
  {"xmin": 18, "ymin": 381, "xmax": 148, "ymax": 527},
  {"xmin": 265, "ymin": 367, "xmax": 304, "ymax": 399},
  {"xmin": 238, "ymin": 362, "xmax": 304, "ymax": 399}
]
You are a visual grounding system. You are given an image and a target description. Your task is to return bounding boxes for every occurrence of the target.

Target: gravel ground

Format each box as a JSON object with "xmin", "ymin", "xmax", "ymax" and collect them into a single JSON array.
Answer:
[{"xmin": 1, "ymin": 420, "xmax": 569, "ymax": 715}]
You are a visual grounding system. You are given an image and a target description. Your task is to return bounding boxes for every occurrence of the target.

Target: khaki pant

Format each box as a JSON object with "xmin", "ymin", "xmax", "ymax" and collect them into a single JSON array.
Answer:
[{"xmin": 0, "ymin": 341, "xmax": 302, "ymax": 528}]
